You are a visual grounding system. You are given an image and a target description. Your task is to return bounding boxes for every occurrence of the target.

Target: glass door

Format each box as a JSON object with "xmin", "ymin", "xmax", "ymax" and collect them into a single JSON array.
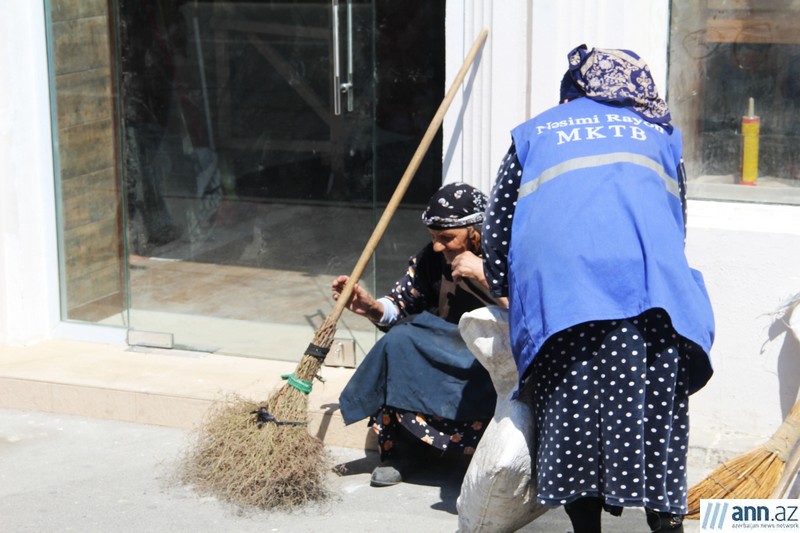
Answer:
[
  {"xmin": 116, "ymin": 0, "xmax": 376, "ymax": 359},
  {"xmin": 113, "ymin": 0, "xmax": 445, "ymax": 361}
]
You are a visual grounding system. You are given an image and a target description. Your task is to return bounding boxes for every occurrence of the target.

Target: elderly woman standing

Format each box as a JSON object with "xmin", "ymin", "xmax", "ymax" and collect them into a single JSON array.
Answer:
[
  {"xmin": 334, "ymin": 182, "xmax": 504, "ymax": 487},
  {"xmin": 482, "ymin": 46, "xmax": 715, "ymax": 532}
]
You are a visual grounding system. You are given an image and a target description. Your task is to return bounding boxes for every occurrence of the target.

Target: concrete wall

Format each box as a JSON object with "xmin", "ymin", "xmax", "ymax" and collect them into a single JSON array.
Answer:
[
  {"xmin": 0, "ymin": 1, "xmax": 59, "ymax": 345},
  {"xmin": 687, "ymin": 201, "xmax": 800, "ymax": 454}
]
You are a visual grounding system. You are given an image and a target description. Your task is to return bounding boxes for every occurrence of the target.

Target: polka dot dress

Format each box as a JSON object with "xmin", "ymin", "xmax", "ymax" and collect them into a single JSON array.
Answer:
[
  {"xmin": 482, "ymin": 146, "xmax": 520, "ymax": 297},
  {"xmin": 523, "ymin": 308, "xmax": 691, "ymax": 515}
]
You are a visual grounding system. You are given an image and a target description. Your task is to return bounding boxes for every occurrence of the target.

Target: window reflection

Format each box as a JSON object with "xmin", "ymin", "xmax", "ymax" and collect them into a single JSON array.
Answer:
[
  {"xmin": 47, "ymin": 0, "xmax": 446, "ymax": 360},
  {"xmin": 669, "ymin": 0, "xmax": 800, "ymax": 202}
]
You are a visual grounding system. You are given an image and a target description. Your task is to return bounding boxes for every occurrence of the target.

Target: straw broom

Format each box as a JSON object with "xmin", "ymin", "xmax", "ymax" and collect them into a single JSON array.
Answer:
[
  {"xmin": 686, "ymin": 398, "xmax": 800, "ymax": 518},
  {"xmin": 177, "ymin": 29, "xmax": 489, "ymax": 511}
]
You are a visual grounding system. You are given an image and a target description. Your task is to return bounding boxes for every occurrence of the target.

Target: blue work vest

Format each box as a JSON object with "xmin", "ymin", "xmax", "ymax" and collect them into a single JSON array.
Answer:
[{"xmin": 508, "ymin": 97, "xmax": 714, "ymax": 394}]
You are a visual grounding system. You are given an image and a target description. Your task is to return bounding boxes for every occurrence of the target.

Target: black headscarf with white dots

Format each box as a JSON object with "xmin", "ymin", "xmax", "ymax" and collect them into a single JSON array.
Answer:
[{"xmin": 421, "ymin": 182, "xmax": 487, "ymax": 229}]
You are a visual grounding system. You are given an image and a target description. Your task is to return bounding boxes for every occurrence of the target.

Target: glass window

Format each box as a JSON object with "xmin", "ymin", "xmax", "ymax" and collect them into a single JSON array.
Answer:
[
  {"xmin": 45, "ymin": 0, "xmax": 446, "ymax": 362},
  {"xmin": 45, "ymin": 0, "xmax": 127, "ymax": 324},
  {"xmin": 668, "ymin": 0, "xmax": 800, "ymax": 205}
]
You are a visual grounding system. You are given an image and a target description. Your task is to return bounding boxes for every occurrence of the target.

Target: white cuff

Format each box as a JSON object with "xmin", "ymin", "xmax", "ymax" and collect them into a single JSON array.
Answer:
[{"xmin": 375, "ymin": 297, "xmax": 399, "ymax": 327}]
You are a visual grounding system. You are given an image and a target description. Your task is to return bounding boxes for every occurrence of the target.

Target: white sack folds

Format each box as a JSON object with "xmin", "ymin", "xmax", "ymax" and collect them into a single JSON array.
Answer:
[{"xmin": 456, "ymin": 306, "xmax": 548, "ymax": 533}]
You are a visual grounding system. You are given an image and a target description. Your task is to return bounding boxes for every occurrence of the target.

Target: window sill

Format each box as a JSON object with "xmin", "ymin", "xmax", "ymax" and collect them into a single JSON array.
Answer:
[{"xmin": 688, "ymin": 175, "xmax": 800, "ymax": 206}]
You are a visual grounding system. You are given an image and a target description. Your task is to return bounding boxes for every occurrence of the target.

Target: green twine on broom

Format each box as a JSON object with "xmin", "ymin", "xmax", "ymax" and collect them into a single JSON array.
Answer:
[{"xmin": 282, "ymin": 373, "xmax": 313, "ymax": 394}]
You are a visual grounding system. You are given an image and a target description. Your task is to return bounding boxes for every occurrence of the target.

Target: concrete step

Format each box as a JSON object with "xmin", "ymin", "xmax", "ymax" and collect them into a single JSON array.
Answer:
[{"xmin": 0, "ymin": 339, "xmax": 374, "ymax": 451}]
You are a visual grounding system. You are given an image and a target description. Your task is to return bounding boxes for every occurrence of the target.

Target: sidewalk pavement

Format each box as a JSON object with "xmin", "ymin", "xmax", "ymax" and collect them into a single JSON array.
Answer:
[{"xmin": 1, "ymin": 408, "xmax": 704, "ymax": 533}]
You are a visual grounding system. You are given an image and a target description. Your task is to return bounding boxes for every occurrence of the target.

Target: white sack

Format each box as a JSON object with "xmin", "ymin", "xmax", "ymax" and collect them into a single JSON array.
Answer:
[{"xmin": 456, "ymin": 306, "xmax": 549, "ymax": 533}]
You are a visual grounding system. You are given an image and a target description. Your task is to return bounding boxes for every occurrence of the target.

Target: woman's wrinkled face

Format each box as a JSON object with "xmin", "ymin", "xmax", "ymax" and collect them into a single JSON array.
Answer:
[{"xmin": 428, "ymin": 226, "xmax": 480, "ymax": 263}]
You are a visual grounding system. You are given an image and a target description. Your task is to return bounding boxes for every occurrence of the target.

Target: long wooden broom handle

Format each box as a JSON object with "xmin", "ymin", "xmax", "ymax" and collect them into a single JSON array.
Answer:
[{"xmin": 328, "ymin": 28, "xmax": 489, "ymax": 324}]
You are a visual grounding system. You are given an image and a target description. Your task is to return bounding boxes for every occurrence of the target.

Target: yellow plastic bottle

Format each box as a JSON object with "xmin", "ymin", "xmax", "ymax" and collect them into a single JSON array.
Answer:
[{"xmin": 741, "ymin": 97, "xmax": 760, "ymax": 186}]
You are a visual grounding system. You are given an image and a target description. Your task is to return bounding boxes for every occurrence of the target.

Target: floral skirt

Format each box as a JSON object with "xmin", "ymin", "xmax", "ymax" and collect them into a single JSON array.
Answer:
[{"xmin": 369, "ymin": 406, "xmax": 489, "ymax": 461}]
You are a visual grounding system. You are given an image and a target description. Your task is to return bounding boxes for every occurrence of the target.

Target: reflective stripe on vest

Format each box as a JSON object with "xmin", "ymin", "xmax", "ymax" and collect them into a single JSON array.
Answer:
[{"xmin": 518, "ymin": 151, "xmax": 680, "ymax": 201}]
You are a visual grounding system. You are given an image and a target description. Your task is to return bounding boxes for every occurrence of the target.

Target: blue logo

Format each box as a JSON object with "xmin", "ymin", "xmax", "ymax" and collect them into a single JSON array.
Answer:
[{"xmin": 702, "ymin": 501, "xmax": 729, "ymax": 530}]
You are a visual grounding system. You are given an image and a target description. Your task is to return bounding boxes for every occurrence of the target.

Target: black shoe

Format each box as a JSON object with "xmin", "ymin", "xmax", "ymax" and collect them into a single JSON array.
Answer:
[
  {"xmin": 370, "ymin": 458, "xmax": 415, "ymax": 487},
  {"xmin": 646, "ymin": 509, "xmax": 684, "ymax": 532}
]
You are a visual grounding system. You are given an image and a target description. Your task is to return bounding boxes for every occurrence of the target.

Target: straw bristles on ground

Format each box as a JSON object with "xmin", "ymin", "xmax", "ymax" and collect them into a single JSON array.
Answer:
[
  {"xmin": 687, "ymin": 397, "xmax": 800, "ymax": 519},
  {"xmin": 685, "ymin": 445, "xmax": 784, "ymax": 519},
  {"xmin": 176, "ymin": 392, "xmax": 332, "ymax": 511},
  {"xmin": 175, "ymin": 318, "xmax": 337, "ymax": 511}
]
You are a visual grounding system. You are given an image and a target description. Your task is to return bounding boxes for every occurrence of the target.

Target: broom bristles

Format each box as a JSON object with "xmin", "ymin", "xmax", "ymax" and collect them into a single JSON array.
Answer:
[
  {"xmin": 176, "ymin": 328, "xmax": 336, "ymax": 511},
  {"xmin": 685, "ymin": 445, "xmax": 785, "ymax": 519},
  {"xmin": 686, "ymin": 399, "xmax": 800, "ymax": 519},
  {"xmin": 176, "ymin": 391, "xmax": 332, "ymax": 511}
]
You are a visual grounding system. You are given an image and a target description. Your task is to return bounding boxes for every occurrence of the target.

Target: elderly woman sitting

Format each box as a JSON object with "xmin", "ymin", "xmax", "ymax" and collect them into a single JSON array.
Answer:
[{"xmin": 332, "ymin": 182, "xmax": 505, "ymax": 487}]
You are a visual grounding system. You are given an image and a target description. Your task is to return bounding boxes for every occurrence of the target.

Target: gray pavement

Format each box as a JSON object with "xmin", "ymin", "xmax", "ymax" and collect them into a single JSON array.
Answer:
[{"xmin": 1, "ymin": 409, "xmax": 699, "ymax": 532}]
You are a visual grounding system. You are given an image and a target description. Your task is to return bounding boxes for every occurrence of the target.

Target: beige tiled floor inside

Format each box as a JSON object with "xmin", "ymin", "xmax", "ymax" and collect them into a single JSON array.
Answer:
[{"xmin": 121, "ymin": 257, "xmax": 380, "ymax": 361}]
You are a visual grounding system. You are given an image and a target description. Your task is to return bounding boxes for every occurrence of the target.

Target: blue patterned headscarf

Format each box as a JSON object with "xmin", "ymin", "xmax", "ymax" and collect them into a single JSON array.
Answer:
[{"xmin": 559, "ymin": 44, "xmax": 672, "ymax": 133}]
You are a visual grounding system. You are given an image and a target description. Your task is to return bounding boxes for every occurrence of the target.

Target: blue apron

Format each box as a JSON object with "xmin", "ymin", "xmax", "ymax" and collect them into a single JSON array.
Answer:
[{"xmin": 508, "ymin": 98, "xmax": 714, "ymax": 394}]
